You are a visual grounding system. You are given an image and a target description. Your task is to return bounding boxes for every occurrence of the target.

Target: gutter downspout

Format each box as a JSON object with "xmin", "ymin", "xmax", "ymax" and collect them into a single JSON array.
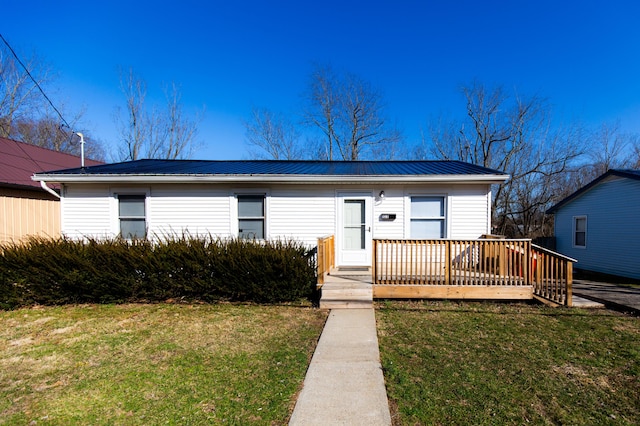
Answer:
[{"xmin": 40, "ymin": 180, "xmax": 61, "ymax": 199}]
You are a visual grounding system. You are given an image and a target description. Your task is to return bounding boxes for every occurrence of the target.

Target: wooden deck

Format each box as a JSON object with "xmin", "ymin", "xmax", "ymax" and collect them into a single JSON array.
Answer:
[{"xmin": 317, "ymin": 236, "xmax": 576, "ymax": 306}]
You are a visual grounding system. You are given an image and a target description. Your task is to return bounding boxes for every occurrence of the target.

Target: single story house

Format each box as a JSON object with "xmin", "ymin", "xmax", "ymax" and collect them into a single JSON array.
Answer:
[
  {"xmin": 0, "ymin": 137, "xmax": 102, "ymax": 244},
  {"xmin": 547, "ymin": 169, "xmax": 640, "ymax": 280},
  {"xmin": 33, "ymin": 159, "xmax": 509, "ymax": 268}
]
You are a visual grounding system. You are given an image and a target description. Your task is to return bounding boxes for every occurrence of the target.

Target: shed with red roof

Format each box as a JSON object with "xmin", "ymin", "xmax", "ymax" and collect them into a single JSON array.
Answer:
[{"xmin": 0, "ymin": 137, "xmax": 102, "ymax": 243}]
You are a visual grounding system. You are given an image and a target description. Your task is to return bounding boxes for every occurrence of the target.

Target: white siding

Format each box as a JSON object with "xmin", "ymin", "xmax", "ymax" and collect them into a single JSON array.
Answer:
[
  {"xmin": 61, "ymin": 185, "xmax": 113, "ymax": 239},
  {"xmin": 404, "ymin": 184, "xmax": 490, "ymax": 239},
  {"xmin": 269, "ymin": 186, "xmax": 335, "ymax": 246},
  {"xmin": 149, "ymin": 186, "xmax": 231, "ymax": 238},
  {"xmin": 554, "ymin": 176, "xmax": 640, "ymax": 279},
  {"xmin": 60, "ymin": 182, "xmax": 493, "ymax": 246},
  {"xmin": 373, "ymin": 188, "xmax": 404, "ymax": 239},
  {"xmin": 449, "ymin": 185, "xmax": 491, "ymax": 239}
]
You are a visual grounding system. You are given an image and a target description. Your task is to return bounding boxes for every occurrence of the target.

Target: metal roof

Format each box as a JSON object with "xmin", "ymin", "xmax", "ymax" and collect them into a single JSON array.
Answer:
[
  {"xmin": 547, "ymin": 169, "xmax": 640, "ymax": 214},
  {"xmin": 0, "ymin": 137, "xmax": 102, "ymax": 190},
  {"xmin": 33, "ymin": 159, "xmax": 509, "ymax": 184}
]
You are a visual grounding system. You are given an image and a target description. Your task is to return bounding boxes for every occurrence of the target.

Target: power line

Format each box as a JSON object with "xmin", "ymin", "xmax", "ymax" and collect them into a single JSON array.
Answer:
[{"xmin": 0, "ymin": 33, "xmax": 73, "ymax": 132}]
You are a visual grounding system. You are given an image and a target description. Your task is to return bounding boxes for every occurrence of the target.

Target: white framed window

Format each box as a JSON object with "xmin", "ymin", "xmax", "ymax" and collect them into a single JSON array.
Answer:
[
  {"xmin": 118, "ymin": 194, "xmax": 146, "ymax": 239},
  {"xmin": 410, "ymin": 196, "xmax": 446, "ymax": 238},
  {"xmin": 237, "ymin": 195, "xmax": 265, "ymax": 239},
  {"xmin": 573, "ymin": 216, "xmax": 587, "ymax": 248}
]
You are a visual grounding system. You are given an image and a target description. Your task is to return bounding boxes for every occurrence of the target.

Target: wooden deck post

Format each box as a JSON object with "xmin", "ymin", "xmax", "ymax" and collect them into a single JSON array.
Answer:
[
  {"xmin": 317, "ymin": 236, "xmax": 325, "ymax": 285},
  {"xmin": 372, "ymin": 239, "xmax": 377, "ymax": 284},
  {"xmin": 566, "ymin": 261, "xmax": 573, "ymax": 306},
  {"xmin": 445, "ymin": 240, "xmax": 451, "ymax": 285}
]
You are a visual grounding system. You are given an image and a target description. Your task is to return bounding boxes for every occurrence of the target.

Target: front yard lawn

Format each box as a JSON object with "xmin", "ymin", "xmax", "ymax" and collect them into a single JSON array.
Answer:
[
  {"xmin": 0, "ymin": 303, "xmax": 327, "ymax": 425},
  {"xmin": 377, "ymin": 301, "xmax": 640, "ymax": 425}
]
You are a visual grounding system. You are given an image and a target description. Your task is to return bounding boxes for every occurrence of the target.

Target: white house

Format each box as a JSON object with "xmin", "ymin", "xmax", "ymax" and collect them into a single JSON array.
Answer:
[
  {"xmin": 547, "ymin": 169, "xmax": 640, "ymax": 280},
  {"xmin": 33, "ymin": 160, "xmax": 509, "ymax": 268}
]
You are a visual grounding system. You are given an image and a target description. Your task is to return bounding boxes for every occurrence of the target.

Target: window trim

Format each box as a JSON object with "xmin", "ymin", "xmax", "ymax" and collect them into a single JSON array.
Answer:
[
  {"xmin": 406, "ymin": 194, "xmax": 448, "ymax": 239},
  {"xmin": 117, "ymin": 193, "xmax": 147, "ymax": 239},
  {"xmin": 573, "ymin": 215, "xmax": 587, "ymax": 248},
  {"xmin": 235, "ymin": 192, "xmax": 268, "ymax": 240}
]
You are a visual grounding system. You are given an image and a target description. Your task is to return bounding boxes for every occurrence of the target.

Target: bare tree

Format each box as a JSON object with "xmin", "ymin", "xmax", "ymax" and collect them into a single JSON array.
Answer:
[
  {"xmin": 114, "ymin": 69, "xmax": 201, "ymax": 161},
  {"xmin": 0, "ymin": 46, "xmax": 51, "ymax": 138},
  {"xmin": 162, "ymin": 82, "xmax": 200, "ymax": 159},
  {"xmin": 582, "ymin": 122, "xmax": 637, "ymax": 176},
  {"xmin": 304, "ymin": 64, "xmax": 402, "ymax": 160},
  {"xmin": 12, "ymin": 114, "xmax": 104, "ymax": 160},
  {"xmin": 423, "ymin": 82, "xmax": 583, "ymax": 238},
  {"xmin": 0, "ymin": 41, "xmax": 105, "ymax": 159},
  {"xmin": 244, "ymin": 107, "xmax": 304, "ymax": 159}
]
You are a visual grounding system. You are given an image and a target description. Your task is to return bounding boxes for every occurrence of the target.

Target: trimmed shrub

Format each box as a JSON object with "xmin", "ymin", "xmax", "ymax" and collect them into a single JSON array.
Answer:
[{"xmin": 0, "ymin": 236, "xmax": 317, "ymax": 309}]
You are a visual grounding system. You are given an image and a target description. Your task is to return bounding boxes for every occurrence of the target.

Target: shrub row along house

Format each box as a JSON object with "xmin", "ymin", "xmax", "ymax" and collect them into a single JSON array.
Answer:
[{"xmin": 32, "ymin": 159, "xmax": 575, "ymax": 305}]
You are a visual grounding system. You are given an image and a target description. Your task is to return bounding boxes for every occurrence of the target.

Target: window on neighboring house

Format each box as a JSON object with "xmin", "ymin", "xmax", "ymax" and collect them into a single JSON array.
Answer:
[
  {"xmin": 573, "ymin": 216, "xmax": 587, "ymax": 248},
  {"xmin": 238, "ymin": 195, "xmax": 265, "ymax": 239},
  {"xmin": 118, "ymin": 194, "xmax": 146, "ymax": 239},
  {"xmin": 410, "ymin": 196, "xmax": 446, "ymax": 238}
]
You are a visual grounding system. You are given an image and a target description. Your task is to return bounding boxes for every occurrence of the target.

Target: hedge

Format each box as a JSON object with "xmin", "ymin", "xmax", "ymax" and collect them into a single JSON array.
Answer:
[{"xmin": 0, "ymin": 236, "xmax": 317, "ymax": 309}]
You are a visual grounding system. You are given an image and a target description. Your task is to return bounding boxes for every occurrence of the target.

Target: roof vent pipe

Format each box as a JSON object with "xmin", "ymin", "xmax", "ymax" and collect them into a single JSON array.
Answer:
[{"xmin": 76, "ymin": 132, "xmax": 85, "ymax": 168}]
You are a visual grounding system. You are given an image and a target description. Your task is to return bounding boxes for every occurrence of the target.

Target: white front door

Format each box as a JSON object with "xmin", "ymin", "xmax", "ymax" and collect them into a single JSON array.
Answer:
[{"xmin": 337, "ymin": 192, "xmax": 372, "ymax": 266}]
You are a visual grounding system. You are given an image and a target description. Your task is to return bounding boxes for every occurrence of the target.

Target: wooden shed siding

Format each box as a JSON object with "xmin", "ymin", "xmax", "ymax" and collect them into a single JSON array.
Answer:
[
  {"xmin": 149, "ymin": 186, "xmax": 231, "ymax": 238},
  {"xmin": 554, "ymin": 176, "xmax": 640, "ymax": 279},
  {"xmin": 1, "ymin": 190, "xmax": 60, "ymax": 243}
]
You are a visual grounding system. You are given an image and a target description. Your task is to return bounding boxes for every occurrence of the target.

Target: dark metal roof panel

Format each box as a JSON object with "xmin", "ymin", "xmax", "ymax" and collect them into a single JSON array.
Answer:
[{"xmin": 40, "ymin": 159, "xmax": 506, "ymax": 177}]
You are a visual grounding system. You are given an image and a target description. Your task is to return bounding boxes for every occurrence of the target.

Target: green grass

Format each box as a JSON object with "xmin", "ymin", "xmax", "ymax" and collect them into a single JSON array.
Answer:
[
  {"xmin": 0, "ymin": 303, "xmax": 327, "ymax": 425},
  {"xmin": 377, "ymin": 301, "xmax": 640, "ymax": 425}
]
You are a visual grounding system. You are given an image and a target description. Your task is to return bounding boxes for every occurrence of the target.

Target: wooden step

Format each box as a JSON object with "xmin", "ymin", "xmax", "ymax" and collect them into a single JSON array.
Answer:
[
  {"xmin": 320, "ymin": 299, "xmax": 373, "ymax": 309},
  {"xmin": 322, "ymin": 288, "xmax": 372, "ymax": 298}
]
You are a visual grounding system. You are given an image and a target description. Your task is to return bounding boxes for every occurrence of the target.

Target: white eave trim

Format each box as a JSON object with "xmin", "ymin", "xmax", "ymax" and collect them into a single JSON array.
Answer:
[{"xmin": 33, "ymin": 173, "xmax": 510, "ymax": 185}]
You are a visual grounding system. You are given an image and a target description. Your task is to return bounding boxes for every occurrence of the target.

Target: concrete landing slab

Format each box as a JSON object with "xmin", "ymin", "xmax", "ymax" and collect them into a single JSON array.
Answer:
[
  {"xmin": 572, "ymin": 295, "xmax": 605, "ymax": 308},
  {"xmin": 289, "ymin": 309, "xmax": 391, "ymax": 425}
]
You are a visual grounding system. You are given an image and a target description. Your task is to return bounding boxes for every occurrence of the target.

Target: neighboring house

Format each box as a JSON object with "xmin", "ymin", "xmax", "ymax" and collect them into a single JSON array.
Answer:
[
  {"xmin": 33, "ymin": 159, "xmax": 509, "ymax": 268},
  {"xmin": 0, "ymin": 137, "xmax": 102, "ymax": 244},
  {"xmin": 547, "ymin": 169, "xmax": 640, "ymax": 280}
]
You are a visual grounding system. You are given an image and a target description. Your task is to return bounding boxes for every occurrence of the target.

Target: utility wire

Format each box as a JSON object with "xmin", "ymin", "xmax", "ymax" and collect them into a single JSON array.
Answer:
[{"xmin": 0, "ymin": 33, "xmax": 73, "ymax": 133}]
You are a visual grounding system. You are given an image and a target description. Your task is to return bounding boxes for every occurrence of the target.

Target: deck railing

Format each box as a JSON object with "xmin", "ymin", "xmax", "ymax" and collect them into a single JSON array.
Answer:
[
  {"xmin": 317, "ymin": 235, "xmax": 335, "ymax": 285},
  {"xmin": 373, "ymin": 239, "xmax": 575, "ymax": 305},
  {"xmin": 531, "ymin": 244, "xmax": 575, "ymax": 306}
]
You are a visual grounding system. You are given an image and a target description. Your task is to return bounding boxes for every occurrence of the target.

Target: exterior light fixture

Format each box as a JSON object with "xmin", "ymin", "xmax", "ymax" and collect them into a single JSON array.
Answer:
[{"xmin": 379, "ymin": 190, "xmax": 385, "ymax": 199}]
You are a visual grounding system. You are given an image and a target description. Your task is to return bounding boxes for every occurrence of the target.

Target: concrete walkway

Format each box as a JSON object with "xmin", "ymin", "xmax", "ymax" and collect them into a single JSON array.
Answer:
[
  {"xmin": 289, "ymin": 309, "xmax": 392, "ymax": 425},
  {"xmin": 573, "ymin": 279, "xmax": 640, "ymax": 314}
]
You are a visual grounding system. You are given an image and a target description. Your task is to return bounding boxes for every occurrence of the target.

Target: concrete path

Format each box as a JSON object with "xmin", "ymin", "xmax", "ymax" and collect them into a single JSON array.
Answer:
[
  {"xmin": 289, "ymin": 309, "xmax": 392, "ymax": 425},
  {"xmin": 573, "ymin": 280, "xmax": 640, "ymax": 314}
]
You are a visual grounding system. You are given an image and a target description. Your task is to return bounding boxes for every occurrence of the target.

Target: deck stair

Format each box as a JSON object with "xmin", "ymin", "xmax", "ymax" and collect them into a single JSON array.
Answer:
[{"xmin": 319, "ymin": 267, "xmax": 373, "ymax": 309}]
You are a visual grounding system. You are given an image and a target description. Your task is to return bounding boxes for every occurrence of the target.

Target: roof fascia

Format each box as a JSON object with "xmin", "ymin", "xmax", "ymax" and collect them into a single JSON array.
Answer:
[{"xmin": 33, "ymin": 173, "xmax": 510, "ymax": 185}]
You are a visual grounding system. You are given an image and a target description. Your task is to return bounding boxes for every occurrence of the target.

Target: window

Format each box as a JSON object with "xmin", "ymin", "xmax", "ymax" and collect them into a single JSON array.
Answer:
[
  {"xmin": 573, "ymin": 216, "xmax": 587, "ymax": 248},
  {"xmin": 118, "ymin": 194, "xmax": 146, "ymax": 239},
  {"xmin": 238, "ymin": 195, "xmax": 265, "ymax": 239},
  {"xmin": 410, "ymin": 196, "xmax": 445, "ymax": 238}
]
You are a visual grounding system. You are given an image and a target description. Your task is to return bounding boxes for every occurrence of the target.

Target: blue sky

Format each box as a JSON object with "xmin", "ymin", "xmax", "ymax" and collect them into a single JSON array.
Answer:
[{"xmin": 3, "ymin": 0, "xmax": 640, "ymax": 160}]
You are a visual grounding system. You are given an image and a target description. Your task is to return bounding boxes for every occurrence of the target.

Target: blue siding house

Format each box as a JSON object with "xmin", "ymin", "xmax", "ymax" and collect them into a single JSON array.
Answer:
[{"xmin": 547, "ymin": 169, "xmax": 640, "ymax": 280}]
